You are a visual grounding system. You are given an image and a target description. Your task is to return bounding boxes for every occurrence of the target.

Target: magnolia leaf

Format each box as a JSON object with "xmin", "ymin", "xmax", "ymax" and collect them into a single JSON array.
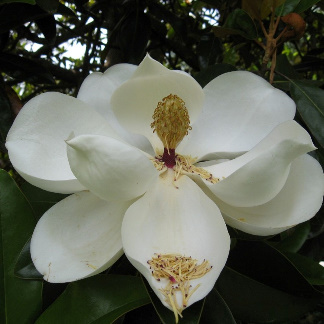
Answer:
[
  {"xmin": 0, "ymin": 86, "xmax": 14, "ymax": 144},
  {"xmin": 14, "ymin": 239, "xmax": 43, "ymax": 280},
  {"xmin": 273, "ymin": 55, "xmax": 301, "ymax": 90},
  {"xmin": 0, "ymin": 53, "xmax": 54, "ymax": 84},
  {"xmin": 242, "ymin": 0, "xmax": 285, "ymax": 20},
  {"xmin": 242, "ymin": 0, "xmax": 263, "ymax": 19},
  {"xmin": 36, "ymin": 0, "xmax": 59, "ymax": 13},
  {"xmin": 276, "ymin": 222, "xmax": 311, "ymax": 253},
  {"xmin": 294, "ymin": 0, "xmax": 321, "ymax": 13},
  {"xmin": 0, "ymin": 3, "xmax": 48, "ymax": 33},
  {"xmin": 290, "ymin": 80, "xmax": 324, "ymax": 149},
  {"xmin": 35, "ymin": 14, "xmax": 56, "ymax": 45},
  {"xmin": 223, "ymin": 9, "xmax": 257, "ymax": 40},
  {"xmin": 197, "ymin": 33, "xmax": 221, "ymax": 69},
  {"xmin": 0, "ymin": 169, "xmax": 42, "ymax": 323},
  {"xmin": 143, "ymin": 277, "xmax": 204, "ymax": 324},
  {"xmin": 217, "ymin": 267, "xmax": 320, "ymax": 323},
  {"xmin": 212, "ymin": 26, "xmax": 243, "ymax": 38},
  {"xmin": 35, "ymin": 275, "xmax": 150, "ymax": 323},
  {"xmin": 226, "ymin": 240, "xmax": 321, "ymax": 297},
  {"xmin": 194, "ymin": 64, "xmax": 237, "ymax": 88},
  {"xmin": 200, "ymin": 288, "xmax": 236, "ymax": 324},
  {"xmin": 260, "ymin": 0, "xmax": 286, "ymax": 19},
  {"xmin": 1, "ymin": 0, "xmax": 36, "ymax": 3},
  {"xmin": 20, "ymin": 181, "xmax": 67, "ymax": 220},
  {"xmin": 276, "ymin": 0, "xmax": 301, "ymax": 15},
  {"xmin": 284, "ymin": 252, "xmax": 324, "ymax": 285}
]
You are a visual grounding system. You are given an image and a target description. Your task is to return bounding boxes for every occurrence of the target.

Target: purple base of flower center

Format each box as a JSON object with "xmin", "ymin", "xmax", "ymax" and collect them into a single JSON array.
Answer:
[{"xmin": 162, "ymin": 148, "xmax": 176, "ymax": 168}]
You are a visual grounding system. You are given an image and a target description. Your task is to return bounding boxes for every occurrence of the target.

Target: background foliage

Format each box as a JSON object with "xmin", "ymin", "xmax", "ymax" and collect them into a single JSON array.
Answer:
[{"xmin": 0, "ymin": 0, "xmax": 324, "ymax": 323}]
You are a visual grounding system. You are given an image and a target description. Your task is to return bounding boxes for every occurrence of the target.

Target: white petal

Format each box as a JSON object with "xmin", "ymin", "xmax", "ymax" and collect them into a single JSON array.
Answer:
[
  {"xmin": 213, "ymin": 154, "xmax": 324, "ymax": 235},
  {"xmin": 6, "ymin": 92, "xmax": 118, "ymax": 193},
  {"xmin": 204, "ymin": 121, "xmax": 315, "ymax": 207},
  {"xmin": 67, "ymin": 134, "xmax": 158, "ymax": 202},
  {"xmin": 122, "ymin": 170, "xmax": 230, "ymax": 311},
  {"xmin": 178, "ymin": 71, "xmax": 296, "ymax": 159},
  {"xmin": 111, "ymin": 55, "xmax": 204, "ymax": 151},
  {"xmin": 78, "ymin": 63, "xmax": 137, "ymax": 118},
  {"xmin": 31, "ymin": 191, "xmax": 131, "ymax": 283},
  {"xmin": 77, "ymin": 64, "xmax": 153, "ymax": 153}
]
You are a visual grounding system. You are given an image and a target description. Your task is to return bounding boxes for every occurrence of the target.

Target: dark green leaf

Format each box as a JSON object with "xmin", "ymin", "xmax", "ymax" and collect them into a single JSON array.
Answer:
[
  {"xmin": 1, "ymin": 0, "xmax": 36, "ymax": 3},
  {"xmin": 276, "ymin": 0, "xmax": 301, "ymax": 16},
  {"xmin": 274, "ymin": 55, "xmax": 301, "ymax": 90},
  {"xmin": 194, "ymin": 64, "xmax": 237, "ymax": 88},
  {"xmin": 200, "ymin": 289, "xmax": 236, "ymax": 324},
  {"xmin": 36, "ymin": 0, "xmax": 59, "ymax": 13},
  {"xmin": 35, "ymin": 14, "xmax": 57, "ymax": 45},
  {"xmin": 275, "ymin": 222, "xmax": 311, "ymax": 253},
  {"xmin": 0, "ymin": 53, "xmax": 54, "ymax": 84},
  {"xmin": 0, "ymin": 3, "xmax": 48, "ymax": 33},
  {"xmin": 0, "ymin": 169, "xmax": 42, "ymax": 323},
  {"xmin": 227, "ymin": 226, "xmax": 273, "ymax": 241},
  {"xmin": 226, "ymin": 240, "xmax": 321, "ymax": 297},
  {"xmin": 55, "ymin": 2, "xmax": 77, "ymax": 17},
  {"xmin": 36, "ymin": 275, "xmax": 150, "ymax": 324},
  {"xmin": 294, "ymin": 0, "xmax": 321, "ymax": 13},
  {"xmin": 275, "ymin": 54, "xmax": 301, "ymax": 79},
  {"xmin": 20, "ymin": 181, "xmax": 67, "ymax": 220},
  {"xmin": 115, "ymin": 9, "xmax": 150, "ymax": 64},
  {"xmin": 284, "ymin": 252, "xmax": 324, "ymax": 285},
  {"xmin": 143, "ymin": 276, "xmax": 205, "ymax": 324},
  {"xmin": 290, "ymin": 80, "xmax": 324, "ymax": 148},
  {"xmin": 14, "ymin": 239, "xmax": 43, "ymax": 280},
  {"xmin": 0, "ymin": 86, "xmax": 14, "ymax": 144},
  {"xmin": 223, "ymin": 9, "xmax": 258, "ymax": 40},
  {"xmin": 217, "ymin": 267, "xmax": 320, "ymax": 323},
  {"xmin": 197, "ymin": 33, "xmax": 221, "ymax": 69}
]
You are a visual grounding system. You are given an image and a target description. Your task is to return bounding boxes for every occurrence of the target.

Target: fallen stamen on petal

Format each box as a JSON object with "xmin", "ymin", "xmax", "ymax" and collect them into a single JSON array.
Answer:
[{"xmin": 148, "ymin": 253, "xmax": 212, "ymax": 323}]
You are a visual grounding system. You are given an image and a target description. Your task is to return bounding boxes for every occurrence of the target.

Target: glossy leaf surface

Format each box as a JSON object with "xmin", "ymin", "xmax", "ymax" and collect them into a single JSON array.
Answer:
[
  {"xmin": 35, "ymin": 275, "xmax": 150, "ymax": 324},
  {"xmin": 290, "ymin": 81, "xmax": 324, "ymax": 148},
  {"xmin": 217, "ymin": 267, "xmax": 320, "ymax": 323},
  {"xmin": 0, "ymin": 169, "xmax": 42, "ymax": 324}
]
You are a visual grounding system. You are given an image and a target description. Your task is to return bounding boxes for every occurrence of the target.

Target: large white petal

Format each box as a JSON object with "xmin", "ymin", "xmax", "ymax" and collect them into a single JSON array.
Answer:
[
  {"xmin": 122, "ymin": 170, "xmax": 230, "ymax": 313},
  {"xmin": 178, "ymin": 71, "xmax": 296, "ymax": 159},
  {"xmin": 111, "ymin": 55, "xmax": 204, "ymax": 151},
  {"xmin": 67, "ymin": 134, "xmax": 159, "ymax": 202},
  {"xmin": 203, "ymin": 121, "xmax": 315, "ymax": 207},
  {"xmin": 212, "ymin": 154, "xmax": 324, "ymax": 235},
  {"xmin": 77, "ymin": 64, "xmax": 152, "ymax": 153},
  {"xmin": 6, "ymin": 92, "xmax": 118, "ymax": 193},
  {"xmin": 31, "ymin": 191, "xmax": 131, "ymax": 283},
  {"xmin": 78, "ymin": 63, "xmax": 137, "ymax": 118}
]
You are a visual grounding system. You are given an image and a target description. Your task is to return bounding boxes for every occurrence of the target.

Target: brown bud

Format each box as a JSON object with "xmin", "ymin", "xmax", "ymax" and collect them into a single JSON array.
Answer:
[{"xmin": 281, "ymin": 13, "xmax": 306, "ymax": 40}]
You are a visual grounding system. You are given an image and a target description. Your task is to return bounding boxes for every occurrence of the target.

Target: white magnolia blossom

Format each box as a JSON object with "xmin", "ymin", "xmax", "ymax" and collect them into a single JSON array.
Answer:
[{"xmin": 6, "ymin": 55, "xmax": 324, "ymax": 321}]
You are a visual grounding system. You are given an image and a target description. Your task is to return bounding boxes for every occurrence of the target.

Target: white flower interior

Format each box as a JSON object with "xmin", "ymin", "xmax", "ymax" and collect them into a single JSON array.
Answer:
[{"xmin": 145, "ymin": 94, "xmax": 225, "ymax": 322}]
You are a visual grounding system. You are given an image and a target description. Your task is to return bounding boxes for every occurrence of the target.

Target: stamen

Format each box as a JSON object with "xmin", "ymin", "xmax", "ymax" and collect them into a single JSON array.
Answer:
[
  {"xmin": 148, "ymin": 253, "xmax": 212, "ymax": 323},
  {"xmin": 175, "ymin": 154, "xmax": 220, "ymax": 184}
]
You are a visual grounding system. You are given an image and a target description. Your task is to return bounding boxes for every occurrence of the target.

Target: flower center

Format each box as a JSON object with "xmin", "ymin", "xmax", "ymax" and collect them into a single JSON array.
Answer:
[
  {"xmin": 151, "ymin": 94, "xmax": 192, "ymax": 168},
  {"xmin": 148, "ymin": 253, "xmax": 212, "ymax": 323},
  {"xmin": 150, "ymin": 94, "xmax": 220, "ymax": 185}
]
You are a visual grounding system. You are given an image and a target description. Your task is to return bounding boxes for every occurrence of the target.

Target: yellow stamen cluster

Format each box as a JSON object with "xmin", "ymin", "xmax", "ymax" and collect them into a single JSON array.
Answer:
[
  {"xmin": 151, "ymin": 94, "xmax": 192, "ymax": 151},
  {"xmin": 148, "ymin": 253, "xmax": 212, "ymax": 323}
]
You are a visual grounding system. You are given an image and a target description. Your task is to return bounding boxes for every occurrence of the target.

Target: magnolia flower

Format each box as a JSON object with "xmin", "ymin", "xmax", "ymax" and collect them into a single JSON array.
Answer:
[{"xmin": 6, "ymin": 56, "xmax": 323, "ymax": 322}]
